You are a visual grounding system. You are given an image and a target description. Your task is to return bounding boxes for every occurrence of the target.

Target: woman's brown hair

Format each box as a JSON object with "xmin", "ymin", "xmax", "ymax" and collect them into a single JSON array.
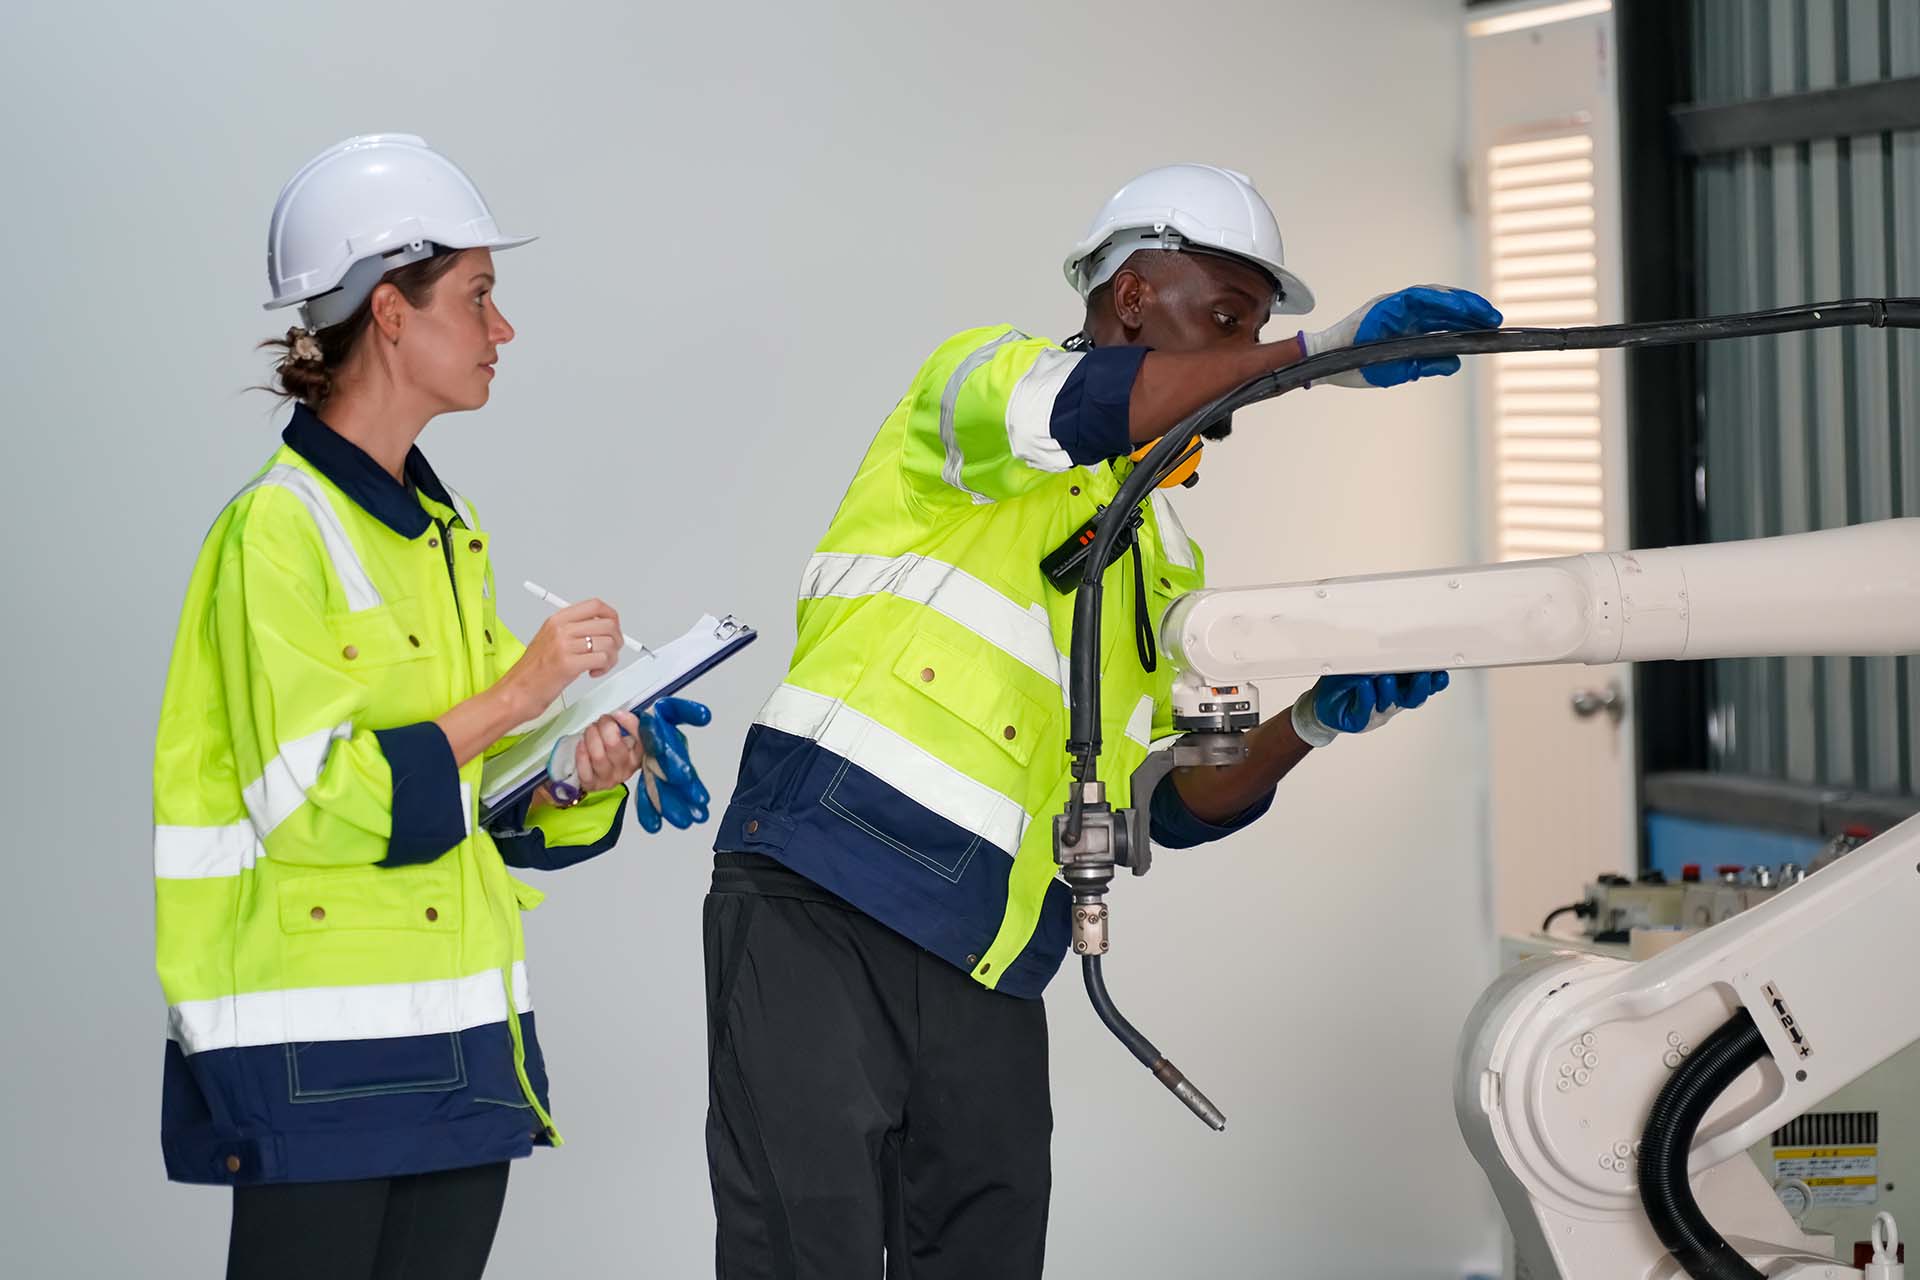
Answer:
[{"xmin": 259, "ymin": 249, "xmax": 468, "ymax": 408}]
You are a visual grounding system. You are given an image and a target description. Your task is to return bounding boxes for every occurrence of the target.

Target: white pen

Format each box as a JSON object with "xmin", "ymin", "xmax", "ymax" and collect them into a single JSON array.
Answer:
[{"xmin": 522, "ymin": 580, "xmax": 649, "ymax": 655}]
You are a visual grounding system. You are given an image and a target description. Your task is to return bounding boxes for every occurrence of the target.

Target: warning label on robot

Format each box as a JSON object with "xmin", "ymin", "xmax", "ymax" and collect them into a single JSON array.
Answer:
[{"xmin": 1772, "ymin": 1147, "xmax": 1880, "ymax": 1206}]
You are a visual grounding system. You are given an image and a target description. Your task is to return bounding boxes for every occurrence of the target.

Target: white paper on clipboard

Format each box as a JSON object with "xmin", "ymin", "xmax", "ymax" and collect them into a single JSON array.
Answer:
[{"xmin": 479, "ymin": 613, "xmax": 754, "ymax": 821}]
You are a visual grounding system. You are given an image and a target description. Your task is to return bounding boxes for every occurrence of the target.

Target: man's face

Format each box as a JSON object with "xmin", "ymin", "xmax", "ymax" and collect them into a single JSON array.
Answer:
[{"xmin": 1116, "ymin": 250, "xmax": 1273, "ymax": 353}]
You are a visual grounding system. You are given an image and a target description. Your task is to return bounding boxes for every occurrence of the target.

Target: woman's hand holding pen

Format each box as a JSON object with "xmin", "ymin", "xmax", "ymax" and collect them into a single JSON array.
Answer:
[
  {"xmin": 435, "ymin": 594, "xmax": 617, "ymax": 769},
  {"xmin": 498, "ymin": 597, "xmax": 622, "ymax": 721},
  {"xmin": 438, "ymin": 598, "xmax": 622, "ymax": 768}
]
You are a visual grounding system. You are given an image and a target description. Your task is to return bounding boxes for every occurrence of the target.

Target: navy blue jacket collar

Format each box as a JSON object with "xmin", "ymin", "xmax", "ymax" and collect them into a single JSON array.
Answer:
[{"xmin": 282, "ymin": 403, "xmax": 462, "ymax": 539}]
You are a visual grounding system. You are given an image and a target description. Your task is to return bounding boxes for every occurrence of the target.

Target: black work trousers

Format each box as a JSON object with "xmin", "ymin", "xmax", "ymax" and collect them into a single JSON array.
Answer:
[
  {"xmin": 704, "ymin": 854, "xmax": 1052, "ymax": 1280},
  {"xmin": 227, "ymin": 1161, "xmax": 509, "ymax": 1280}
]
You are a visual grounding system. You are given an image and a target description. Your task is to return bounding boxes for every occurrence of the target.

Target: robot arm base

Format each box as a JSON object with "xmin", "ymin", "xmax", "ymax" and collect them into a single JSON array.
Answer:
[{"xmin": 1458, "ymin": 814, "xmax": 1920, "ymax": 1279}]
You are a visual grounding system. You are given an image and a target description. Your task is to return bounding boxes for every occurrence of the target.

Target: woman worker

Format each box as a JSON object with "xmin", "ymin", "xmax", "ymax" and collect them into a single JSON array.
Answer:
[{"xmin": 150, "ymin": 134, "xmax": 710, "ymax": 1279}]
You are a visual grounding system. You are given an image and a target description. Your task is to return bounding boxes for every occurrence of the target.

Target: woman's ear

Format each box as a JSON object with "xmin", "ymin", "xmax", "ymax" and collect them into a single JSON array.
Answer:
[{"xmin": 369, "ymin": 281, "xmax": 406, "ymax": 344}]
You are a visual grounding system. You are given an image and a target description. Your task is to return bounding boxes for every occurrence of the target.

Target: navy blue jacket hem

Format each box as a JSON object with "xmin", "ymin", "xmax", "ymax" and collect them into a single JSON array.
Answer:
[
  {"xmin": 163, "ymin": 1111, "xmax": 546, "ymax": 1187},
  {"xmin": 161, "ymin": 1012, "xmax": 553, "ymax": 1186},
  {"xmin": 713, "ymin": 725, "xmax": 1069, "ymax": 998}
]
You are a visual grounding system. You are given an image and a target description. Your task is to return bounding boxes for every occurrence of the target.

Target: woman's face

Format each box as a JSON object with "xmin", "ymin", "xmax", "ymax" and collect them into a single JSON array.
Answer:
[{"xmin": 397, "ymin": 248, "xmax": 515, "ymax": 412}]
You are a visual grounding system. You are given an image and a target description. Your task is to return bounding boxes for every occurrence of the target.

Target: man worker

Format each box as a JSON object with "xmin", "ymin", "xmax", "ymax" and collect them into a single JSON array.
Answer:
[{"xmin": 702, "ymin": 162, "xmax": 1501, "ymax": 1278}]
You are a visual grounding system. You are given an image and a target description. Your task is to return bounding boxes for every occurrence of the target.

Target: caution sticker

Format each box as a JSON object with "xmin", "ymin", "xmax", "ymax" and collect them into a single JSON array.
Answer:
[{"xmin": 1773, "ymin": 1147, "xmax": 1880, "ymax": 1205}]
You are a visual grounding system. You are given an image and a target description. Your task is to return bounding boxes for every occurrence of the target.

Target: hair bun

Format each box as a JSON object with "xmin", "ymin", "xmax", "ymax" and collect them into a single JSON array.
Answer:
[{"xmin": 272, "ymin": 326, "xmax": 333, "ymax": 405}]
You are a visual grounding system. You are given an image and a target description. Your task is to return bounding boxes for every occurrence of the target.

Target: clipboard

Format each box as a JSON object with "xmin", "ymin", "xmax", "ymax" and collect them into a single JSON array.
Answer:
[{"xmin": 479, "ymin": 613, "xmax": 756, "ymax": 823}]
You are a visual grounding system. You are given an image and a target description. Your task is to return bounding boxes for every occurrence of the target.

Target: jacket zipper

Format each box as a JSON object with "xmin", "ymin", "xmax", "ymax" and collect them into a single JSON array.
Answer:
[
  {"xmin": 433, "ymin": 516, "xmax": 468, "ymax": 651},
  {"xmin": 437, "ymin": 512, "xmax": 560, "ymax": 1140}
]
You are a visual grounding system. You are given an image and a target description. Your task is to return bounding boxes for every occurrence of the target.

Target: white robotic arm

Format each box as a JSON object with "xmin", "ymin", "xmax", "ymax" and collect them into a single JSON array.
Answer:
[
  {"xmin": 1150, "ymin": 518, "xmax": 1920, "ymax": 1278},
  {"xmin": 1161, "ymin": 519, "xmax": 1920, "ymax": 686}
]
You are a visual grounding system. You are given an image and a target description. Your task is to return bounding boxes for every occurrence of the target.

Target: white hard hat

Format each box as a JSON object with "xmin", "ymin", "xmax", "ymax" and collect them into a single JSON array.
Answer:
[
  {"xmin": 264, "ymin": 133, "xmax": 534, "ymax": 329},
  {"xmin": 1063, "ymin": 163, "xmax": 1315, "ymax": 317}
]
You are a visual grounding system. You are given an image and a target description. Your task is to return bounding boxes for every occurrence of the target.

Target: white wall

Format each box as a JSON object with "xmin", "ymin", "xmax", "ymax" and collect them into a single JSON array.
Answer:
[{"xmin": 0, "ymin": 1, "xmax": 1497, "ymax": 1274}]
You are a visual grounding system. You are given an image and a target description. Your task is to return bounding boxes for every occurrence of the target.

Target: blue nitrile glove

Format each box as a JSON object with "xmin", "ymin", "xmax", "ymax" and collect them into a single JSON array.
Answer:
[
  {"xmin": 1300, "ymin": 286, "xmax": 1503, "ymax": 387},
  {"xmin": 632, "ymin": 697, "xmax": 713, "ymax": 833},
  {"xmin": 1291, "ymin": 672, "xmax": 1450, "ymax": 748}
]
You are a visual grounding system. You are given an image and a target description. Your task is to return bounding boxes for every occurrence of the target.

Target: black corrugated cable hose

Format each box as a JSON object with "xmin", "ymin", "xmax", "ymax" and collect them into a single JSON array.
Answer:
[{"xmin": 1635, "ymin": 1009, "xmax": 1772, "ymax": 1280}]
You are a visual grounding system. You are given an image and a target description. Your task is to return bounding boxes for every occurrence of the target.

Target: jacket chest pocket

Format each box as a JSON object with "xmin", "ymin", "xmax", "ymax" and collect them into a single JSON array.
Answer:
[{"xmin": 326, "ymin": 598, "xmax": 446, "ymax": 718}]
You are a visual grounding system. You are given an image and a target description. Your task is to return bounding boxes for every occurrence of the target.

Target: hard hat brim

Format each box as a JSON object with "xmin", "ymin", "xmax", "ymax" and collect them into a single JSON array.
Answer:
[
  {"xmin": 1063, "ymin": 235, "xmax": 1317, "ymax": 319},
  {"xmin": 263, "ymin": 232, "xmax": 536, "ymax": 312},
  {"xmin": 1268, "ymin": 263, "xmax": 1316, "ymax": 317}
]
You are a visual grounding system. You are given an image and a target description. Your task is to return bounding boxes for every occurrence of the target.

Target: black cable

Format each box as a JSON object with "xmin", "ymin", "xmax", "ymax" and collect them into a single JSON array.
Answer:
[
  {"xmin": 1637, "ymin": 1009, "xmax": 1772, "ymax": 1280},
  {"xmin": 1540, "ymin": 902, "xmax": 1593, "ymax": 934},
  {"xmin": 1083, "ymin": 955, "xmax": 1160, "ymax": 1070},
  {"xmin": 1084, "ymin": 955, "xmax": 1227, "ymax": 1130},
  {"xmin": 1129, "ymin": 540, "xmax": 1157, "ymax": 672}
]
